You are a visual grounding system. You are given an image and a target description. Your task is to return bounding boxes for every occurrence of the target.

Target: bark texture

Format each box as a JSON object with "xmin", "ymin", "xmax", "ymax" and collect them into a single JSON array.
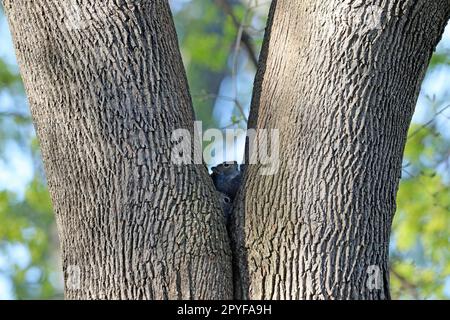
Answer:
[
  {"xmin": 4, "ymin": 0, "xmax": 450, "ymax": 301},
  {"xmin": 233, "ymin": 0, "xmax": 450, "ymax": 299},
  {"xmin": 4, "ymin": 0, "xmax": 232, "ymax": 299}
]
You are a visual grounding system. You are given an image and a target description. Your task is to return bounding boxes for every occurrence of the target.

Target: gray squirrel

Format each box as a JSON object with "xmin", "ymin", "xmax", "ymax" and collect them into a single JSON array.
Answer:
[
  {"xmin": 217, "ymin": 192, "xmax": 233, "ymax": 222},
  {"xmin": 210, "ymin": 161, "xmax": 245, "ymax": 224}
]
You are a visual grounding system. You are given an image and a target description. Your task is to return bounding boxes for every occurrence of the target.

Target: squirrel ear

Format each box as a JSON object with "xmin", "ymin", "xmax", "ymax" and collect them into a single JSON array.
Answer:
[{"xmin": 212, "ymin": 167, "xmax": 218, "ymax": 173}]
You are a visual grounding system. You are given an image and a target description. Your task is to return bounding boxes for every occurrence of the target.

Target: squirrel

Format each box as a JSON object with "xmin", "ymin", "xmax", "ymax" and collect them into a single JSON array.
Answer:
[
  {"xmin": 210, "ymin": 161, "xmax": 245, "ymax": 225},
  {"xmin": 218, "ymin": 192, "xmax": 233, "ymax": 222}
]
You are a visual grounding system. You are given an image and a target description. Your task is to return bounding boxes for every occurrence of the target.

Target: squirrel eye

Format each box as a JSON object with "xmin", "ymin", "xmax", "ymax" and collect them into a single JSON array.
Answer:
[
  {"xmin": 223, "ymin": 163, "xmax": 230, "ymax": 168},
  {"xmin": 223, "ymin": 197, "xmax": 231, "ymax": 203}
]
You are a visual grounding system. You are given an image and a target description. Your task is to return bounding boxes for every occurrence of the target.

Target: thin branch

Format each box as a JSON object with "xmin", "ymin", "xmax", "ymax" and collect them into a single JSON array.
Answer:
[
  {"xmin": 220, "ymin": 117, "xmax": 247, "ymax": 130},
  {"xmin": 215, "ymin": 0, "xmax": 259, "ymax": 69},
  {"xmin": 192, "ymin": 92, "xmax": 248, "ymax": 122},
  {"xmin": 192, "ymin": 92, "xmax": 237, "ymax": 102},
  {"xmin": 407, "ymin": 104, "xmax": 450, "ymax": 140},
  {"xmin": 0, "ymin": 111, "xmax": 30, "ymax": 121},
  {"xmin": 401, "ymin": 167, "xmax": 449, "ymax": 212}
]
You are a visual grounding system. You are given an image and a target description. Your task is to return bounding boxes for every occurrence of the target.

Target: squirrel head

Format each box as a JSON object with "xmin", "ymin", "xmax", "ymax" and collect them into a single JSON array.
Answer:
[{"xmin": 211, "ymin": 161, "xmax": 239, "ymax": 175}]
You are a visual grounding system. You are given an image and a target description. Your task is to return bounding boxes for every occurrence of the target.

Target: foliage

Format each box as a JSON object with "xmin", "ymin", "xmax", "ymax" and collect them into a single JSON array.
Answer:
[
  {"xmin": 0, "ymin": 178, "xmax": 61, "ymax": 299},
  {"xmin": 392, "ymin": 108, "xmax": 450, "ymax": 299}
]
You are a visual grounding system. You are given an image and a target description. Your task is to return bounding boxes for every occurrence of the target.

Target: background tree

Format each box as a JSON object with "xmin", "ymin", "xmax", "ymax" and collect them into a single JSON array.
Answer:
[{"xmin": 0, "ymin": 0, "xmax": 449, "ymax": 299}]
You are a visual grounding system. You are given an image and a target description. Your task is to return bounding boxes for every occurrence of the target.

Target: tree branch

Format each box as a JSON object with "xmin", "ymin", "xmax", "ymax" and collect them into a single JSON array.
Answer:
[
  {"xmin": 407, "ymin": 104, "xmax": 450, "ymax": 140},
  {"xmin": 0, "ymin": 111, "xmax": 30, "ymax": 121},
  {"xmin": 215, "ymin": 0, "xmax": 259, "ymax": 69}
]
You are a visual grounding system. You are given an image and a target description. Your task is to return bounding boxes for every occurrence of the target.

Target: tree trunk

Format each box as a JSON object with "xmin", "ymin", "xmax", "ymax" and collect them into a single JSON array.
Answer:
[
  {"xmin": 4, "ymin": 0, "xmax": 450, "ymax": 300},
  {"xmin": 232, "ymin": 0, "xmax": 450, "ymax": 299},
  {"xmin": 3, "ymin": 0, "xmax": 232, "ymax": 299}
]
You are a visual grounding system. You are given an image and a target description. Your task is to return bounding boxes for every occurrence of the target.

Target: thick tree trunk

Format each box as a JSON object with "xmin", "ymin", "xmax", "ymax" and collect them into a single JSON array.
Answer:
[
  {"xmin": 4, "ymin": 0, "xmax": 450, "ymax": 300},
  {"xmin": 4, "ymin": 0, "xmax": 232, "ymax": 299},
  {"xmin": 233, "ymin": 0, "xmax": 450, "ymax": 299}
]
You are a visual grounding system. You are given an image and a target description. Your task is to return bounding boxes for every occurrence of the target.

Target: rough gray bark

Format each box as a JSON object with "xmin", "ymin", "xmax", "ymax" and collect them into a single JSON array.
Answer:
[
  {"xmin": 4, "ymin": 0, "xmax": 450, "ymax": 300},
  {"xmin": 232, "ymin": 0, "xmax": 450, "ymax": 299},
  {"xmin": 3, "ymin": 0, "xmax": 232, "ymax": 299}
]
